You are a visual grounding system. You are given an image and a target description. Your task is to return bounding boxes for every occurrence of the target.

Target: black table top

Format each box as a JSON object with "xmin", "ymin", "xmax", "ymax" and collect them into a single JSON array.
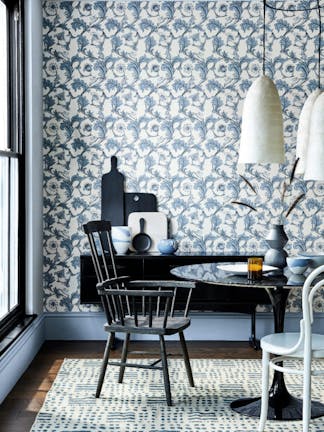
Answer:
[{"xmin": 171, "ymin": 262, "xmax": 306, "ymax": 289}]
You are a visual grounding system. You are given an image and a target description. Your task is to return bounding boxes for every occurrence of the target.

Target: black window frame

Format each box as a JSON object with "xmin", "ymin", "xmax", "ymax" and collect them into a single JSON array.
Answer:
[{"xmin": 0, "ymin": 0, "xmax": 25, "ymax": 342}]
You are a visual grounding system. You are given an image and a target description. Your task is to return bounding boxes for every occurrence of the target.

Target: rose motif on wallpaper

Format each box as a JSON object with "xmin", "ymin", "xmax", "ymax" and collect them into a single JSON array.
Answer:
[{"xmin": 43, "ymin": 1, "xmax": 323, "ymax": 313}]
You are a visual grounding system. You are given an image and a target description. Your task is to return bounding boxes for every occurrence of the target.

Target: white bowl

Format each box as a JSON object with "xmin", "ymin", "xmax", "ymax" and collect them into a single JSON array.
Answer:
[
  {"xmin": 111, "ymin": 226, "xmax": 131, "ymax": 254},
  {"xmin": 299, "ymin": 254, "xmax": 324, "ymax": 269},
  {"xmin": 286, "ymin": 257, "xmax": 311, "ymax": 274}
]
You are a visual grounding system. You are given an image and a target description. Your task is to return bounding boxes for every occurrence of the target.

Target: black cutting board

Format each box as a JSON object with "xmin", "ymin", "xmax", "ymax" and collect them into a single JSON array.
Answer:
[
  {"xmin": 124, "ymin": 193, "xmax": 157, "ymax": 223},
  {"xmin": 101, "ymin": 156, "xmax": 125, "ymax": 226}
]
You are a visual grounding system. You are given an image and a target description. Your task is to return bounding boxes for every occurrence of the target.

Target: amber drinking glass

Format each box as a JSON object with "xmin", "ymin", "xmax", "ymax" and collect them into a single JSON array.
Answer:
[{"xmin": 248, "ymin": 257, "xmax": 263, "ymax": 280}]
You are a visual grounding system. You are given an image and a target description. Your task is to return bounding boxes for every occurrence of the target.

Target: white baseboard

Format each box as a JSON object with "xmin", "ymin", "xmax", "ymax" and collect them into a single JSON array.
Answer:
[
  {"xmin": 0, "ymin": 315, "xmax": 45, "ymax": 404},
  {"xmin": 43, "ymin": 311, "xmax": 324, "ymax": 341}
]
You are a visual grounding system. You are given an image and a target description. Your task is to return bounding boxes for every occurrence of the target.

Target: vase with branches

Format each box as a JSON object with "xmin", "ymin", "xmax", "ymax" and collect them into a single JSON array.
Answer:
[{"xmin": 232, "ymin": 159, "xmax": 305, "ymax": 268}]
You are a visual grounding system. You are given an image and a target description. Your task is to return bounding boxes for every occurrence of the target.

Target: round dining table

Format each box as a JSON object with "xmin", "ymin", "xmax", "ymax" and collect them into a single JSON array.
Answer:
[{"xmin": 171, "ymin": 262, "xmax": 324, "ymax": 421}]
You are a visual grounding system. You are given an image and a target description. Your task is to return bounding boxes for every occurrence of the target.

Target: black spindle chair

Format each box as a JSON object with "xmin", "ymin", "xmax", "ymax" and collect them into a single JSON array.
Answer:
[{"xmin": 83, "ymin": 220, "xmax": 196, "ymax": 406}]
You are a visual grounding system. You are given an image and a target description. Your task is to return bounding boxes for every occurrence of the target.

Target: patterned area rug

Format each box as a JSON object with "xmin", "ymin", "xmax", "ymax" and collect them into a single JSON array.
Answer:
[{"xmin": 30, "ymin": 358, "xmax": 324, "ymax": 431}]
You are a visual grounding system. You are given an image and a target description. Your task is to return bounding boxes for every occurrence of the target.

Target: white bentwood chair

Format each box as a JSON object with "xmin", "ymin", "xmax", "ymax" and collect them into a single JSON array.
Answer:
[{"xmin": 259, "ymin": 264, "xmax": 324, "ymax": 432}]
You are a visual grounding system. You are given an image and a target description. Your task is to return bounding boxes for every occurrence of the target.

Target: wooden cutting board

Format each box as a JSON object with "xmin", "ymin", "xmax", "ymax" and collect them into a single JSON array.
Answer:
[
  {"xmin": 101, "ymin": 156, "xmax": 125, "ymax": 226},
  {"xmin": 124, "ymin": 193, "xmax": 157, "ymax": 223},
  {"xmin": 128, "ymin": 212, "xmax": 168, "ymax": 252}
]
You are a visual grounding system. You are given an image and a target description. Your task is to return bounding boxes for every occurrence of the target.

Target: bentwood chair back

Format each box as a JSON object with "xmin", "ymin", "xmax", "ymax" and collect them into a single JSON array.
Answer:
[
  {"xmin": 83, "ymin": 220, "xmax": 196, "ymax": 406},
  {"xmin": 259, "ymin": 264, "xmax": 324, "ymax": 432}
]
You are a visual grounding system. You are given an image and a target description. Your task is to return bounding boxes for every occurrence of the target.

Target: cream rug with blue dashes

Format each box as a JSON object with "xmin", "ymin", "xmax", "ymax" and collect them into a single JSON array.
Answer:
[{"xmin": 30, "ymin": 358, "xmax": 324, "ymax": 432}]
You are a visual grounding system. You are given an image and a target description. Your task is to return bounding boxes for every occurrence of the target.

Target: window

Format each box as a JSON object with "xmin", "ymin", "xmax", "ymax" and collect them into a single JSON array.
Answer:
[{"xmin": 0, "ymin": 0, "xmax": 24, "ymax": 341}]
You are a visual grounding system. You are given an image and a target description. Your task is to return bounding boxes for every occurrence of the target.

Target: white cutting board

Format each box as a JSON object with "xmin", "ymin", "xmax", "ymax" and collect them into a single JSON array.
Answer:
[{"xmin": 128, "ymin": 212, "xmax": 168, "ymax": 252}]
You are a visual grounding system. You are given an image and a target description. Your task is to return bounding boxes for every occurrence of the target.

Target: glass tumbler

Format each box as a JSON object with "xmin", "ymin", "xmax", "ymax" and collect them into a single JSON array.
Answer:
[{"xmin": 248, "ymin": 257, "xmax": 263, "ymax": 280}]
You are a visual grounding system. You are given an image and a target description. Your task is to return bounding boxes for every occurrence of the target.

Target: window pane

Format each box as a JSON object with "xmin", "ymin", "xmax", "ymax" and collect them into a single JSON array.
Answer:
[
  {"xmin": 0, "ymin": 0, "xmax": 24, "ymax": 340},
  {"xmin": 0, "ymin": 2, "xmax": 8, "ymax": 151},
  {"xmin": 9, "ymin": 158, "xmax": 18, "ymax": 309},
  {"xmin": 0, "ymin": 157, "xmax": 9, "ymax": 319}
]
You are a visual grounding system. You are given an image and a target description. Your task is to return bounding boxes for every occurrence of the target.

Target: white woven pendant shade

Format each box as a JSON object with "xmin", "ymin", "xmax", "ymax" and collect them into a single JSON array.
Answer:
[
  {"xmin": 296, "ymin": 88, "xmax": 322, "ymax": 174},
  {"xmin": 304, "ymin": 92, "xmax": 324, "ymax": 181},
  {"xmin": 238, "ymin": 75, "xmax": 284, "ymax": 164}
]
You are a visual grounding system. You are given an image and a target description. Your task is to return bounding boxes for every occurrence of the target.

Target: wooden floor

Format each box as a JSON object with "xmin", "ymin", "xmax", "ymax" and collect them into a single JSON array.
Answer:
[{"xmin": 0, "ymin": 340, "xmax": 261, "ymax": 432}]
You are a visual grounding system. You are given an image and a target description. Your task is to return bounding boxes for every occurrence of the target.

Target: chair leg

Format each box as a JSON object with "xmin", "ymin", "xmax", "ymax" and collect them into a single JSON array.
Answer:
[
  {"xmin": 159, "ymin": 335, "xmax": 172, "ymax": 406},
  {"xmin": 118, "ymin": 333, "xmax": 130, "ymax": 384},
  {"xmin": 179, "ymin": 331, "xmax": 194, "ymax": 387},
  {"xmin": 303, "ymin": 357, "xmax": 312, "ymax": 432},
  {"xmin": 258, "ymin": 350, "xmax": 270, "ymax": 431},
  {"xmin": 96, "ymin": 332, "xmax": 115, "ymax": 398}
]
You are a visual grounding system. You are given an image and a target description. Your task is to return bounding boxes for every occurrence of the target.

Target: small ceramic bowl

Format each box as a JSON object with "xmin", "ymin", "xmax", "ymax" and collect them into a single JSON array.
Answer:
[
  {"xmin": 157, "ymin": 239, "xmax": 178, "ymax": 254},
  {"xmin": 299, "ymin": 253, "xmax": 324, "ymax": 269},
  {"xmin": 286, "ymin": 257, "xmax": 311, "ymax": 275}
]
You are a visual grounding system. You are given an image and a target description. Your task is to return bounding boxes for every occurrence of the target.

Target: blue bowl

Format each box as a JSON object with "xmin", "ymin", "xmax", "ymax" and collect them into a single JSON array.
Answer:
[
  {"xmin": 286, "ymin": 257, "xmax": 311, "ymax": 275},
  {"xmin": 299, "ymin": 253, "xmax": 324, "ymax": 269},
  {"xmin": 157, "ymin": 239, "xmax": 178, "ymax": 254}
]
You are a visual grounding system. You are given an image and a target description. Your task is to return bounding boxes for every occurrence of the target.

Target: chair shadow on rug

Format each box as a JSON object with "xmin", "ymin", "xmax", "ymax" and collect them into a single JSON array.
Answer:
[{"xmin": 83, "ymin": 220, "xmax": 196, "ymax": 406}]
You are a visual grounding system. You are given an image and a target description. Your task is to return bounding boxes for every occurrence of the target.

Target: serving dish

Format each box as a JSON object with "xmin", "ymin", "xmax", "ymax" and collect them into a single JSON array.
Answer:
[{"xmin": 217, "ymin": 263, "xmax": 279, "ymax": 275}]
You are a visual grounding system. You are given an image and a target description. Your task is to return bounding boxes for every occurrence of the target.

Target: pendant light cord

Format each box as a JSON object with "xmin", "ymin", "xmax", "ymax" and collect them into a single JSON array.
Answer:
[
  {"xmin": 263, "ymin": 0, "xmax": 266, "ymax": 75},
  {"xmin": 318, "ymin": 0, "xmax": 322, "ymax": 89},
  {"xmin": 265, "ymin": 1, "xmax": 322, "ymax": 12},
  {"xmin": 264, "ymin": 1, "xmax": 322, "ymax": 88}
]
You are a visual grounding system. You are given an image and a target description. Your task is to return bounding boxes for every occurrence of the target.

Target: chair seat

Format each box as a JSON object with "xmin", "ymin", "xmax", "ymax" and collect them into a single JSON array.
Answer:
[
  {"xmin": 261, "ymin": 332, "xmax": 324, "ymax": 358},
  {"xmin": 104, "ymin": 316, "xmax": 191, "ymax": 335}
]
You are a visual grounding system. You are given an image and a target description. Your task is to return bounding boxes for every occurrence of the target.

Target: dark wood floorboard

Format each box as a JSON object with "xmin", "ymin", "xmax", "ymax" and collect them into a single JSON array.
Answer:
[{"xmin": 0, "ymin": 340, "xmax": 261, "ymax": 432}]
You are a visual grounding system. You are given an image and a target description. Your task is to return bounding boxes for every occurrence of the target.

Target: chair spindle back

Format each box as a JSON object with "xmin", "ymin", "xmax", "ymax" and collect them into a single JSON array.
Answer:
[{"xmin": 83, "ymin": 220, "xmax": 194, "ymax": 329}]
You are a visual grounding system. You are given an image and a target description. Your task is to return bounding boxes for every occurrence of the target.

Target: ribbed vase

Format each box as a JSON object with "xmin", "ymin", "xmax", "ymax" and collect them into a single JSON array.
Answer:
[{"xmin": 264, "ymin": 224, "xmax": 288, "ymax": 269}]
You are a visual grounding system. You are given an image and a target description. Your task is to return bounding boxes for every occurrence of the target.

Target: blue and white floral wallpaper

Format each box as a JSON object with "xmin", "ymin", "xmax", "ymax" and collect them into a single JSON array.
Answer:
[{"xmin": 43, "ymin": 1, "xmax": 324, "ymax": 313}]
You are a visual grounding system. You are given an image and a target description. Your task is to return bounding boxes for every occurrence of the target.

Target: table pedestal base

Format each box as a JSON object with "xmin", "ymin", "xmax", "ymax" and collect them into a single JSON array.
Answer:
[{"xmin": 231, "ymin": 395, "xmax": 324, "ymax": 420}]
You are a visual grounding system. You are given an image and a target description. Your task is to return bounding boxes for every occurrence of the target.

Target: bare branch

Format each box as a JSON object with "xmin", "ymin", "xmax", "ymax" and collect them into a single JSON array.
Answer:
[
  {"xmin": 289, "ymin": 158, "xmax": 300, "ymax": 185},
  {"xmin": 285, "ymin": 193, "xmax": 305, "ymax": 218},
  {"xmin": 281, "ymin": 181, "xmax": 287, "ymax": 202},
  {"xmin": 239, "ymin": 174, "xmax": 257, "ymax": 194},
  {"xmin": 232, "ymin": 201, "xmax": 258, "ymax": 212}
]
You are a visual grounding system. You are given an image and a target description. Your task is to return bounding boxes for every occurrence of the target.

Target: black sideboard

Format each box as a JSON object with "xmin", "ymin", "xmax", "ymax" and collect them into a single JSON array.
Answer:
[{"xmin": 80, "ymin": 253, "xmax": 271, "ymax": 348}]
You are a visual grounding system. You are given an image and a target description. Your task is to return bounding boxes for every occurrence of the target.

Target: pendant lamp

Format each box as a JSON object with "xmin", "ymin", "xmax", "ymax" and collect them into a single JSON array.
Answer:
[
  {"xmin": 295, "ymin": 88, "xmax": 322, "ymax": 174},
  {"xmin": 239, "ymin": 75, "xmax": 284, "ymax": 163},
  {"xmin": 298, "ymin": 1, "xmax": 324, "ymax": 181},
  {"xmin": 238, "ymin": 1, "xmax": 284, "ymax": 164},
  {"xmin": 304, "ymin": 92, "xmax": 324, "ymax": 180}
]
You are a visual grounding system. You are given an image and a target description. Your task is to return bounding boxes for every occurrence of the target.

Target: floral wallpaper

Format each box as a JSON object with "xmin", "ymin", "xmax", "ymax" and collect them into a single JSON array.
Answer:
[{"xmin": 43, "ymin": 0, "xmax": 324, "ymax": 313}]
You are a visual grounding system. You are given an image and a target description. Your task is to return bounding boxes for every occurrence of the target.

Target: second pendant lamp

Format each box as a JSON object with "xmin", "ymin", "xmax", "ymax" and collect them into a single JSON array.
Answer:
[
  {"xmin": 238, "ymin": 1, "xmax": 284, "ymax": 164},
  {"xmin": 295, "ymin": 88, "xmax": 322, "ymax": 175},
  {"xmin": 296, "ymin": 1, "xmax": 324, "ymax": 181}
]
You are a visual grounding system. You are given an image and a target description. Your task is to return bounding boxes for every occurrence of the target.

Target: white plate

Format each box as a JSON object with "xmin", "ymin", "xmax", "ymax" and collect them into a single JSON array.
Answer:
[{"xmin": 217, "ymin": 263, "xmax": 279, "ymax": 275}]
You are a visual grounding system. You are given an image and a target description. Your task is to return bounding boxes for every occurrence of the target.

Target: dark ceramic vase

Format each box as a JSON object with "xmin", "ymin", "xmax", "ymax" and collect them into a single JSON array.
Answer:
[{"xmin": 264, "ymin": 224, "xmax": 288, "ymax": 269}]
